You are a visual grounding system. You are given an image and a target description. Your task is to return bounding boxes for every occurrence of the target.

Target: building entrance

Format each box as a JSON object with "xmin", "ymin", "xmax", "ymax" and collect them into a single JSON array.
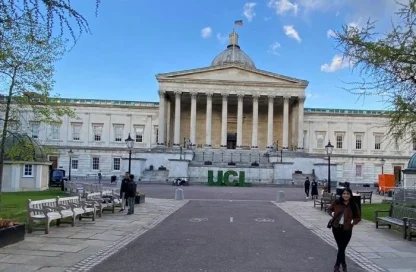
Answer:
[{"xmin": 227, "ymin": 133, "xmax": 237, "ymax": 149}]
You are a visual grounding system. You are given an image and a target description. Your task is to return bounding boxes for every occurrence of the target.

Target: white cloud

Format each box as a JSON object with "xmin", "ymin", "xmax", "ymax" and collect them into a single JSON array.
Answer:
[
  {"xmin": 243, "ymin": 2, "xmax": 257, "ymax": 22},
  {"xmin": 201, "ymin": 27, "xmax": 212, "ymax": 38},
  {"xmin": 327, "ymin": 29, "xmax": 336, "ymax": 38},
  {"xmin": 268, "ymin": 42, "xmax": 281, "ymax": 55},
  {"xmin": 216, "ymin": 33, "xmax": 228, "ymax": 44},
  {"xmin": 321, "ymin": 54, "xmax": 351, "ymax": 72},
  {"xmin": 283, "ymin": 25, "xmax": 302, "ymax": 43},
  {"xmin": 268, "ymin": 0, "xmax": 298, "ymax": 16}
]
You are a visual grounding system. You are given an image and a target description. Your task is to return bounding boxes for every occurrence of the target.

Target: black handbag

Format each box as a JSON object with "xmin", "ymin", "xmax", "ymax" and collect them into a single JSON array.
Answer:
[{"xmin": 327, "ymin": 206, "xmax": 347, "ymax": 229}]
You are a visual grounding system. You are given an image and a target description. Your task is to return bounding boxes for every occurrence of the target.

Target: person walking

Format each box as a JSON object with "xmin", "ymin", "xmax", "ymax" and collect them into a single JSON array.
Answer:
[
  {"xmin": 304, "ymin": 177, "xmax": 310, "ymax": 199},
  {"xmin": 98, "ymin": 171, "xmax": 102, "ymax": 184},
  {"xmin": 119, "ymin": 172, "xmax": 130, "ymax": 212},
  {"xmin": 126, "ymin": 177, "xmax": 137, "ymax": 215},
  {"xmin": 311, "ymin": 179, "xmax": 318, "ymax": 199},
  {"xmin": 327, "ymin": 187, "xmax": 361, "ymax": 272}
]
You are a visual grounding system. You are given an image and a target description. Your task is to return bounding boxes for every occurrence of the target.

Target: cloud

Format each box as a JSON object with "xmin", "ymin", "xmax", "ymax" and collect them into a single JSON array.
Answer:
[
  {"xmin": 327, "ymin": 29, "xmax": 336, "ymax": 38},
  {"xmin": 268, "ymin": 0, "xmax": 298, "ymax": 16},
  {"xmin": 216, "ymin": 33, "xmax": 228, "ymax": 44},
  {"xmin": 283, "ymin": 25, "xmax": 302, "ymax": 43},
  {"xmin": 243, "ymin": 2, "xmax": 257, "ymax": 22},
  {"xmin": 321, "ymin": 54, "xmax": 351, "ymax": 72},
  {"xmin": 306, "ymin": 91, "xmax": 320, "ymax": 99},
  {"xmin": 268, "ymin": 42, "xmax": 281, "ymax": 55},
  {"xmin": 201, "ymin": 27, "xmax": 212, "ymax": 38}
]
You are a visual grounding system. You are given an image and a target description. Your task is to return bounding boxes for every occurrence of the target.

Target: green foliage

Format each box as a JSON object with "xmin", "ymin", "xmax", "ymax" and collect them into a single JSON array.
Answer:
[
  {"xmin": 334, "ymin": 0, "xmax": 416, "ymax": 144},
  {"xmin": 207, "ymin": 170, "xmax": 252, "ymax": 187}
]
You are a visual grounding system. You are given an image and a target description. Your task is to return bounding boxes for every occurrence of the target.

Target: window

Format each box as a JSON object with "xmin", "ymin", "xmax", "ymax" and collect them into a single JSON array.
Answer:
[
  {"xmin": 31, "ymin": 123, "xmax": 39, "ymax": 139},
  {"xmin": 92, "ymin": 157, "xmax": 100, "ymax": 170},
  {"xmin": 72, "ymin": 123, "xmax": 81, "ymax": 141},
  {"xmin": 113, "ymin": 158, "xmax": 121, "ymax": 171},
  {"xmin": 51, "ymin": 123, "xmax": 60, "ymax": 140},
  {"xmin": 23, "ymin": 164, "xmax": 33, "ymax": 177},
  {"xmin": 355, "ymin": 164, "xmax": 363, "ymax": 177},
  {"xmin": 336, "ymin": 134, "xmax": 343, "ymax": 149},
  {"xmin": 93, "ymin": 124, "xmax": 103, "ymax": 141},
  {"xmin": 71, "ymin": 159, "xmax": 78, "ymax": 170},
  {"xmin": 135, "ymin": 126, "xmax": 144, "ymax": 143},
  {"xmin": 154, "ymin": 126, "xmax": 159, "ymax": 143},
  {"xmin": 355, "ymin": 134, "xmax": 362, "ymax": 150},
  {"xmin": 374, "ymin": 135, "xmax": 382, "ymax": 150},
  {"xmin": 412, "ymin": 137, "xmax": 416, "ymax": 151},
  {"xmin": 114, "ymin": 125, "xmax": 123, "ymax": 142},
  {"xmin": 317, "ymin": 138, "xmax": 324, "ymax": 149}
]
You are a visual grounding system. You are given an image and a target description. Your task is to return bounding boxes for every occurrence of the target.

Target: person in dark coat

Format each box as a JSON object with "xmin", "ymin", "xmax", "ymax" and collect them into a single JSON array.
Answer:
[
  {"xmin": 119, "ymin": 172, "xmax": 130, "ymax": 212},
  {"xmin": 126, "ymin": 178, "xmax": 137, "ymax": 215},
  {"xmin": 311, "ymin": 179, "xmax": 319, "ymax": 199},
  {"xmin": 304, "ymin": 177, "xmax": 310, "ymax": 199}
]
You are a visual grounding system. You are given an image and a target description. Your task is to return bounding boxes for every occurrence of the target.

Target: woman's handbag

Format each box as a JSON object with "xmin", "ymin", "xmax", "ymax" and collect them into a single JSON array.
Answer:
[{"xmin": 327, "ymin": 206, "xmax": 347, "ymax": 229}]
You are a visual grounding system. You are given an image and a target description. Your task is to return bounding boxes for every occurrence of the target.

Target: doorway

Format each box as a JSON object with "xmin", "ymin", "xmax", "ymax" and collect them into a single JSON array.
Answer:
[
  {"xmin": 227, "ymin": 133, "xmax": 237, "ymax": 149},
  {"xmin": 393, "ymin": 166, "xmax": 402, "ymax": 185}
]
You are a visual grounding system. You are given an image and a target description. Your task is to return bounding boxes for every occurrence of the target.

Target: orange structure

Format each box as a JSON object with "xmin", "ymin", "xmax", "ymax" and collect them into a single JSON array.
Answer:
[{"xmin": 378, "ymin": 174, "xmax": 395, "ymax": 195}]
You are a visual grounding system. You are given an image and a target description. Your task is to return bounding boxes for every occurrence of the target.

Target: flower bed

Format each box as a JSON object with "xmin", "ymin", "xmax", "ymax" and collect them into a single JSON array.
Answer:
[{"xmin": 0, "ymin": 219, "xmax": 25, "ymax": 248}]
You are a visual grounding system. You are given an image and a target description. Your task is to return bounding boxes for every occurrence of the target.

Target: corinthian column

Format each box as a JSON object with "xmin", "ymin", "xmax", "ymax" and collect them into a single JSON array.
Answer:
[
  {"xmin": 297, "ymin": 95, "xmax": 306, "ymax": 149},
  {"xmin": 157, "ymin": 90, "xmax": 166, "ymax": 146},
  {"xmin": 205, "ymin": 92, "xmax": 213, "ymax": 147},
  {"xmin": 173, "ymin": 91, "xmax": 182, "ymax": 146},
  {"xmin": 221, "ymin": 93, "xmax": 228, "ymax": 148},
  {"xmin": 251, "ymin": 94, "xmax": 259, "ymax": 149},
  {"xmin": 267, "ymin": 95, "xmax": 275, "ymax": 148},
  {"xmin": 190, "ymin": 92, "xmax": 197, "ymax": 146},
  {"xmin": 282, "ymin": 95, "xmax": 290, "ymax": 149},
  {"xmin": 236, "ymin": 93, "xmax": 244, "ymax": 148}
]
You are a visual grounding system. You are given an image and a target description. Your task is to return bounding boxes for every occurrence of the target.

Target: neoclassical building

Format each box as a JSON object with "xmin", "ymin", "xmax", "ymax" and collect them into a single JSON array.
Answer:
[{"xmin": 2, "ymin": 31, "xmax": 415, "ymax": 186}]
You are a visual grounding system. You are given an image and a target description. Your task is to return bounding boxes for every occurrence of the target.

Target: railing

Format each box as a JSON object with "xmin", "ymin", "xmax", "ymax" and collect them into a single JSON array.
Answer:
[
  {"xmin": 193, "ymin": 151, "xmax": 270, "ymax": 165},
  {"xmin": 393, "ymin": 187, "xmax": 416, "ymax": 205}
]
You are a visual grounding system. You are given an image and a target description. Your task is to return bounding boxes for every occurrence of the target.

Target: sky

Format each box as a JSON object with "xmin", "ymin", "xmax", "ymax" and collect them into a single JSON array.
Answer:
[{"xmin": 52, "ymin": 0, "xmax": 408, "ymax": 110}]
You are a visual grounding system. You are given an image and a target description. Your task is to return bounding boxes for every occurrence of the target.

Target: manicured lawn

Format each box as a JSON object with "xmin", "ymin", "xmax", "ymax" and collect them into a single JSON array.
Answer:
[
  {"xmin": 361, "ymin": 203, "xmax": 391, "ymax": 222},
  {"xmin": 0, "ymin": 188, "xmax": 64, "ymax": 223}
]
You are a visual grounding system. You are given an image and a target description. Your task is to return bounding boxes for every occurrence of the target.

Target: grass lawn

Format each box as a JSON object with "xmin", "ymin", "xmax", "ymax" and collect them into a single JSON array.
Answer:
[
  {"xmin": 0, "ymin": 188, "xmax": 64, "ymax": 223},
  {"xmin": 361, "ymin": 203, "xmax": 391, "ymax": 222}
]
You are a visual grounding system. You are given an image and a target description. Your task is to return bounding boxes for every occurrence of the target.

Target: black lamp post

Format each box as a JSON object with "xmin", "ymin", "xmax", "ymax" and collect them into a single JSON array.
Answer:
[
  {"xmin": 381, "ymin": 158, "xmax": 385, "ymax": 174},
  {"xmin": 125, "ymin": 133, "xmax": 134, "ymax": 173},
  {"xmin": 325, "ymin": 140, "xmax": 334, "ymax": 193},
  {"xmin": 68, "ymin": 148, "xmax": 73, "ymax": 181}
]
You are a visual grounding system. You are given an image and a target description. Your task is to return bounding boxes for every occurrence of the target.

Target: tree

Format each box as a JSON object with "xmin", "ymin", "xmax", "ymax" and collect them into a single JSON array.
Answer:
[
  {"xmin": 334, "ymin": 0, "xmax": 416, "ymax": 144},
  {"xmin": 0, "ymin": 12, "xmax": 74, "ymax": 209}
]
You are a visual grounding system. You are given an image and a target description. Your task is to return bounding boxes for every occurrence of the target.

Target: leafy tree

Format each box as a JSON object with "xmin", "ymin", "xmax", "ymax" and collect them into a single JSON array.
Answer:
[
  {"xmin": 0, "ymin": 12, "xmax": 74, "ymax": 209},
  {"xmin": 333, "ymin": 0, "xmax": 416, "ymax": 144}
]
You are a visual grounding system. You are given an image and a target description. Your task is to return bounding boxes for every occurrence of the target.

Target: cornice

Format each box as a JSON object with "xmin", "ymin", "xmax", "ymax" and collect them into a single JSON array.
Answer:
[{"xmin": 158, "ymin": 78, "xmax": 308, "ymax": 88}]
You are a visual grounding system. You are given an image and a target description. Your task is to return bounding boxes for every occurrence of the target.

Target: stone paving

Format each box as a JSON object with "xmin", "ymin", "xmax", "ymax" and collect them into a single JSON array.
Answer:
[
  {"xmin": 274, "ymin": 200, "xmax": 416, "ymax": 272},
  {"xmin": 0, "ymin": 198, "xmax": 188, "ymax": 272}
]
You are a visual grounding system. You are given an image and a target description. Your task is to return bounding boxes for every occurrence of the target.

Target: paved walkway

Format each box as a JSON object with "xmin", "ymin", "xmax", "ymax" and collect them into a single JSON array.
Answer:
[
  {"xmin": 0, "ymin": 198, "xmax": 188, "ymax": 272},
  {"xmin": 275, "ymin": 201, "xmax": 416, "ymax": 272}
]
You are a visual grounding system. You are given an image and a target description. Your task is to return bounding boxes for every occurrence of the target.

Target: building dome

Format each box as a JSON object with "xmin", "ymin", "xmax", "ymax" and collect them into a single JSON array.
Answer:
[
  {"xmin": 408, "ymin": 153, "xmax": 416, "ymax": 169},
  {"xmin": 211, "ymin": 31, "xmax": 256, "ymax": 69}
]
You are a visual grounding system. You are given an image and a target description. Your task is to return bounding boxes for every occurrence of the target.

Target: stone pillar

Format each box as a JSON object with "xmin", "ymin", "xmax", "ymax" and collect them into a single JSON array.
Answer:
[
  {"xmin": 282, "ymin": 95, "xmax": 290, "ymax": 149},
  {"xmin": 173, "ymin": 91, "xmax": 182, "ymax": 146},
  {"xmin": 267, "ymin": 95, "xmax": 274, "ymax": 148},
  {"xmin": 236, "ymin": 94, "xmax": 244, "ymax": 148},
  {"xmin": 297, "ymin": 95, "xmax": 305, "ymax": 149},
  {"xmin": 221, "ymin": 93, "xmax": 228, "ymax": 148},
  {"xmin": 157, "ymin": 90, "xmax": 166, "ymax": 145},
  {"xmin": 190, "ymin": 92, "xmax": 197, "ymax": 146},
  {"xmin": 251, "ymin": 94, "xmax": 259, "ymax": 149},
  {"xmin": 166, "ymin": 100, "xmax": 171, "ymax": 145},
  {"xmin": 205, "ymin": 92, "xmax": 213, "ymax": 147}
]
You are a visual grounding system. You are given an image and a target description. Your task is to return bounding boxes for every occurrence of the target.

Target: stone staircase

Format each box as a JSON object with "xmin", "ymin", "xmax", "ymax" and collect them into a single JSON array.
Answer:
[{"xmin": 139, "ymin": 170, "xmax": 169, "ymax": 184}]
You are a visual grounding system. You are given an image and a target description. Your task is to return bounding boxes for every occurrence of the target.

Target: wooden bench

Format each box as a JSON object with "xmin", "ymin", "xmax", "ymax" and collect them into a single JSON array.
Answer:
[
  {"xmin": 356, "ymin": 191, "xmax": 373, "ymax": 204},
  {"xmin": 407, "ymin": 218, "xmax": 416, "ymax": 241},
  {"xmin": 27, "ymin": 198, "xmax": 73, "ymax": 234},
  {"xmin": 85, "ymin": 192, "xmax": 114, "ymax": 217},
  {"xmin": 101, "ymin": 189, "xmax": 123, "ymax": 210},
  {"xmin": 56, "ymin": 195, "xmax": 96, "ymax": 223},
  {"xmin": 375, "ymin": 204, "xmax": 416, "ymax": 240},
  {"xmin": 314, "ymin": 192, "xmax": 334, "ymax": 211}
]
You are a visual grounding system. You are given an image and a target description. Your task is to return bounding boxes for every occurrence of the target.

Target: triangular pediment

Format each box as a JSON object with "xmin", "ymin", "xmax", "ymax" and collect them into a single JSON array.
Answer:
[{"xmin": 156, "ymin": 65, "xmax": 308, "ymax": 86}]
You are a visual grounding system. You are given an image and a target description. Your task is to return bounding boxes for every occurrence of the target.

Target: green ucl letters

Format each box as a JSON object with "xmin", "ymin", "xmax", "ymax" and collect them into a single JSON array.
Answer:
[{"xmin": 207, "ymin": 170, "xmax": 250, "ymax": 186}]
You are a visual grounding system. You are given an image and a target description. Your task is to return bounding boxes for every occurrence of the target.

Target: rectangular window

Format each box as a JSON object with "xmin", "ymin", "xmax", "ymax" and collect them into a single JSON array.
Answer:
[
  {"xmin": 317, "ymin": 138, "xmax": 324, "ymax": 149},
  {"xmin": 355, "ymin": 135, "xmax": 362, "ymax": 150},
  {"xmin": 154, "ymin": 126, "xmax": 159, "ymax": 143},
  {"xmin": 71, "ymin": 159, "xmax": 78, "ymax": 170},
  {"xmin": 135, "ymin": 126, "xmax": 144, "ymax": 143},
  {"xmin": 355, "ymin": 164, "xmax": 362, "ymax": 177},
  {"xmin": 23, "ymin": 164, "xmax": 33, "ymax": 177},
  {"xmin": 412, "ymin": 137, "xmax": 416, "ymax": 151},
  {"xmin": 51, "ymin": 124, "xmax": 60, "ymax": 140},
  {"xmin": 336, "ymin": 134, "xmax": 343, "ymax": 149},
  {"xmin": 114, "ymin": 125, "xmax": 123, "ymax": 142},
  {"xmin": 92, "ymin": 157, "xmax": 100, "ymax": 170},
  {"xmin": 72, "ymin": 123, "xmax": 81, "ymax": 141},
  {"xmin": 93, "ymin": 124, "xmax": 103, "ymax": 141},
  {"xmin": 374, "ymin": 135, "xmax": 382, "ymax": 150},
  {"xmin": 113, "ymin": 158, "xmax": 121, "ymax": 171},
  {"xmin": 31, "ymin": 123, "xmax": 39, "ymax": 139}
]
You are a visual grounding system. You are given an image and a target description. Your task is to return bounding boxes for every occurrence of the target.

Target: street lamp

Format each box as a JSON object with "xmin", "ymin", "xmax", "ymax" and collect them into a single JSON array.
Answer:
[
  {"xmin": 125, "ymin": 133, "xmax": 134, "ymax": 173},
  {"xmin": 325, "ymin": 140, "xmax": 334, "ymax": 193},
  {"xmin": 381, "ymin": 158, "xmax": 386, "ymax": 174},
  {"xmin": 68, "ymin": 149, "xmax": 73, "ymax": 181}
]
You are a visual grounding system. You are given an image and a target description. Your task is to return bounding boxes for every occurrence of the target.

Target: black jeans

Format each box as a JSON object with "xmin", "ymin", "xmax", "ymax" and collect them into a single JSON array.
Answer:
[
  {"xmin": 305, "ymin": 188, "xmax": 310, "ymax": 197},
  {"xmin": 332, "ymin": 226, "xmax": 352, "ymax": 266}
]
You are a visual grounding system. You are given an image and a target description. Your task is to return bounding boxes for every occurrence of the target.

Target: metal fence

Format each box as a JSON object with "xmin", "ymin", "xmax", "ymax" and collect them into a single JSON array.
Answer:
[
  {"xmin": 393, "ymin": 187, "xmax": 416, "ymax": 206},
  {"xmin": 193, "ymin": 151, "xmax": 270, "ymax": 164}
]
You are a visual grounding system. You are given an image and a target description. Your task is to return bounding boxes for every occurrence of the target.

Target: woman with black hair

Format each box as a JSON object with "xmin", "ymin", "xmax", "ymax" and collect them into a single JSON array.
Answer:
[{"xmin": 327, "ymin": 188, "xmax": 361, "ymax": 272}]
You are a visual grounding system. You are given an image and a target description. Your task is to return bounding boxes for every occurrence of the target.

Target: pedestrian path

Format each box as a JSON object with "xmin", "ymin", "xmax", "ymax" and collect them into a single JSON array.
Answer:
[
  {"xmin": 274, "ymin": 201, "xmax": 416, "ymax": 272},
  {"xmin": 0, "ymin": 198, "xmax": 188, "ymax": 272}
]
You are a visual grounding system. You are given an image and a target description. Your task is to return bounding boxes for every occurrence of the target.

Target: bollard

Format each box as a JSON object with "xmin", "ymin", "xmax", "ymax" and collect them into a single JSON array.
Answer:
[
  {"xmin": 276, "ymin": 190, "xmax": 285, "ymax": 203},
  {"xmin": 175, "ymin": 188, "xmax": 184, "ymax": 200}
]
